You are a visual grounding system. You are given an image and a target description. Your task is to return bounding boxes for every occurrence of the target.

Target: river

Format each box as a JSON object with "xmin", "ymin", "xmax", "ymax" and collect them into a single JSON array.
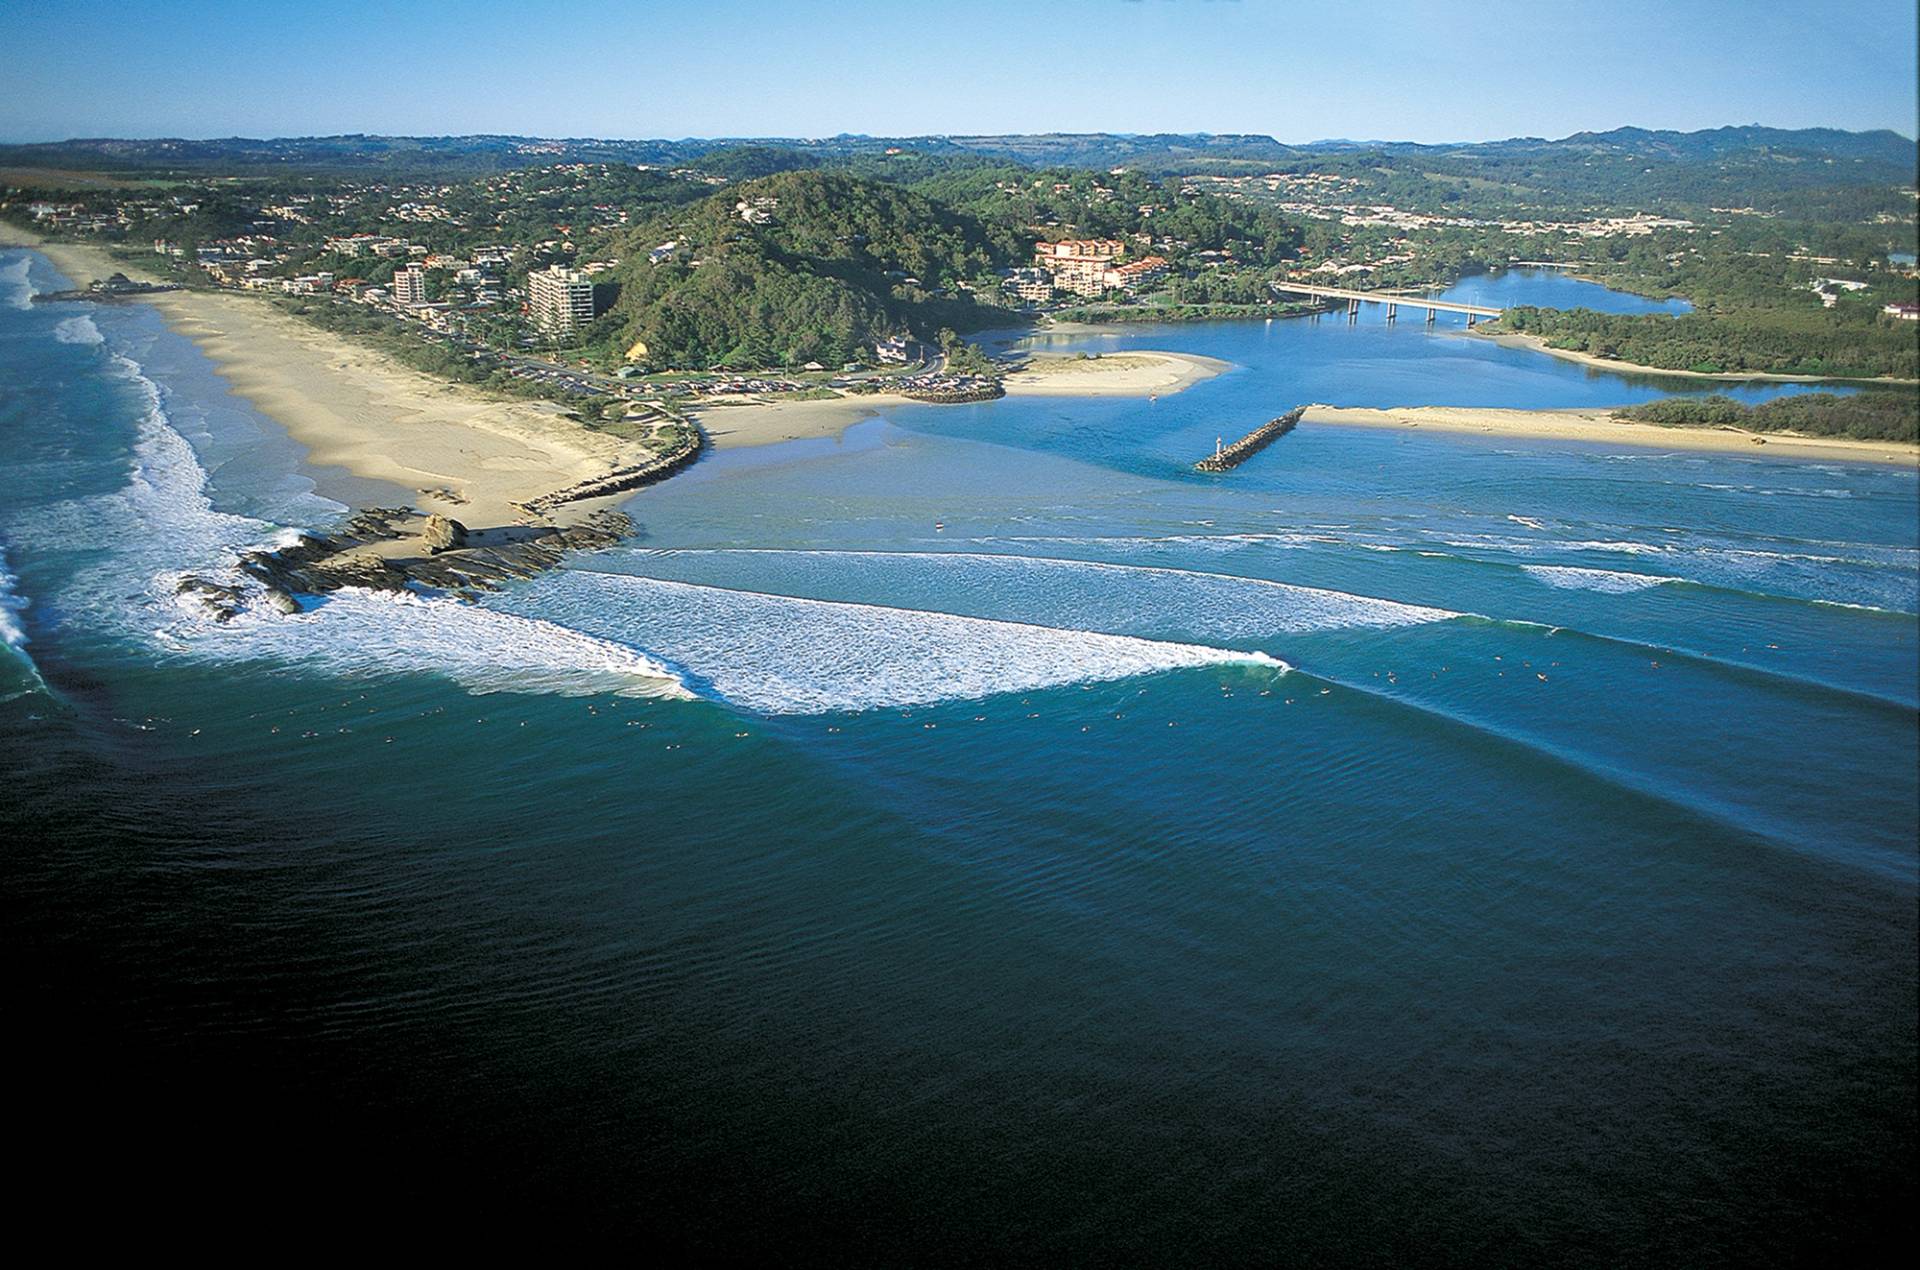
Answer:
[{"xmin": 2, "ymin": 255, "xmax": 1913, "ymax": 1261}]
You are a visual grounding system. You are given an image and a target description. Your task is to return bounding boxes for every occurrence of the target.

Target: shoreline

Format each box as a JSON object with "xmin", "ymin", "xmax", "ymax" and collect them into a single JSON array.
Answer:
[
  {"xmin": 5, "ymin": 230, "xmax": 651, "ymax": 534},
  {"xmin": 1473, "ymin": 328, "xmax": 1920, "ymax": 388},
  {"xmin": 1302, "ymin": 404, "xmax": 1919, "ymax": 467},
  {"xmin": 695, "ymin": 348, "xmax": 1226, "ymax": 450},
  {"xmin": 1002, "ymin": 350, "xmax": 1228, "ymax": 398},
  {"xmin": 10, "ymin": 230, "xmax": 1907, "ymax": 492}
]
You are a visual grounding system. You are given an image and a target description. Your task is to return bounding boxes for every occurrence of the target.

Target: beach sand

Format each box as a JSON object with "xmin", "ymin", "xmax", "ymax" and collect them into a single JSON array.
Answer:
[
  {"xmin": 1303, "ymin": 404, "xmax": 1919, "ymax": 467},
  {"xmin": 13, "ymin": 229, "xmax": 1905, "ymax": 493},
  {"xmin": 696, "ymin": 394, "xmax": 900, "ymax": 450},
  {"xmin": 1003, "ymin": 351, "xmax": 1228, "ymax": 397},
  {"xmin": 698, "ymin": 349, "xmax": 1225, "ymax": 451},
  {"xmin": 7, "ymin": 231, "xmax": 647, "ymax": 529}
]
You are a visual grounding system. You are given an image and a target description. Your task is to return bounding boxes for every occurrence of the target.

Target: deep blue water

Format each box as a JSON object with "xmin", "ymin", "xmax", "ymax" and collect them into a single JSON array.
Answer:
[{"xmin": 2, "ymin": 253, "xmax": 1914, "ymax": 1261}]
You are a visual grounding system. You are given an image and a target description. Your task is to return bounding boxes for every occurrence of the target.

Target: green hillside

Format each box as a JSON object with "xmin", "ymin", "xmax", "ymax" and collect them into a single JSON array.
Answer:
[{"xmin": 604, "ymin": 171, "xmax": 1019, "ymax": 368}]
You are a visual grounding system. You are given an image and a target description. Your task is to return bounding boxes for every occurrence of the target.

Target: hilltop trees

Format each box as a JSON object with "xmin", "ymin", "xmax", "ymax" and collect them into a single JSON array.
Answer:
[
  {"xmin": 1616, "ymin": 391, "xmax": 1918, "ymax": 442},
  {"xmin": 607, "ymin": 172, "xmax": 1018, "ymax": 369},
  {"xmin": 1498, "ymin": 304, "xmax": 1920, "ymax": 379}
]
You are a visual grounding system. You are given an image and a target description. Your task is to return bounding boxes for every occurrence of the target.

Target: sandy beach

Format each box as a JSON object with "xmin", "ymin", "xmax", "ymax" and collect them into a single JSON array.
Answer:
[
  {"xmin": 1002, "ymin": 350, "xmax": 1228, "ymax": 397},
  {"xmin": 1303, "ymin": 403, "xmax": 1919, "ymax": 466},
  {"xmin": 694, "ymin": 394, "xmax": 900, "ymax": 450},
  {"xmin": 697, "ymin": 349, "xmax": 1225, "ymax": 451},
  {"xmin": 6, "ymin": 231, "xmax": 648, "ymax": 529},
  {"xmin": 12, "ymin": 228, "xmax": 1908, "ymax": 497}
]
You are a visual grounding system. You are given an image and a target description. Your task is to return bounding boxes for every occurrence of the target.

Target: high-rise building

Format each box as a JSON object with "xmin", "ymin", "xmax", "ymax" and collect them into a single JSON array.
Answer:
[
  {"xmin": 391, "ymin": 263, "xmax": 428, "ymax": 306},
  {"xmin": 528, "ymin": 265, "xmax": 598, "ymax": 336}
]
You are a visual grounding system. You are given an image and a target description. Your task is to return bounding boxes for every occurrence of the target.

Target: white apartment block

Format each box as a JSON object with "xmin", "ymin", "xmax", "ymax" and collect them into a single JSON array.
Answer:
[
  {"xmin": 391, "ymin": 263, "xmax": 428, "ymax": 307},
  {"xmin": 528, "ymin": 265, "xmax": 598, "ymax": 335}
]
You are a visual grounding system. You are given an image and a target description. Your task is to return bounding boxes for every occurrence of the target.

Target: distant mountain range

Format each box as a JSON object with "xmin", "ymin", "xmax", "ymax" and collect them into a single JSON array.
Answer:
[
  {"xmin": 3, "ymin": 127, "xmax": 1913, "ymax": 223},
  {"xmin": 3, "ymin": 125, "xmax": 1912, "ymax": 177}
]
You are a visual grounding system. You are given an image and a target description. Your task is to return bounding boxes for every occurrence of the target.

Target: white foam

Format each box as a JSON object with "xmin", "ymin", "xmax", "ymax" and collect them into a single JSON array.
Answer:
[
  {"xmin": 52, "ymin": 314, "xmax": 104, "ymax": 345},
  {"xmin": 167, "ymin": 587, "xmax": 690, "ymax": 700},
  {"xmin": 0, "ymin": 547, "xmax": 28, "ymax": 649},
  {"xmin": 497, "ymin": 572, "xmax": 1289, "ymax": 715},
  {"xmin": 1520, "ymin": 564, "xmax": 1675, "ymax": 594},
  {"xmin": 0, "ymin": 545, "xmax": 47, "ymax": 696},
  {"xmin": 993, "ymin": 531, "xmax": 1329, "ymax": 553},
  {"xmin": 613, "ymin": 548, "xmax": 1459, "ymax": 644},
  {"xmin": 0, "ymin": 255, "xmax": 32, "ymax": 310},
  {"xmin": 1430, "ymin": 529, "xmax": 1911, "ymax": 610},
  {"xmin": 9, "ymin": 350, "xmax": 686, "ymax": 700}
]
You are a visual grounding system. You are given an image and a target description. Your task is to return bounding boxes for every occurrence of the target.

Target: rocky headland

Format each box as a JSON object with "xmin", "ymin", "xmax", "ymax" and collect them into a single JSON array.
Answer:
[{"xmin": 173, "ymin": 506, "xmax": 636, "ymax": 622}]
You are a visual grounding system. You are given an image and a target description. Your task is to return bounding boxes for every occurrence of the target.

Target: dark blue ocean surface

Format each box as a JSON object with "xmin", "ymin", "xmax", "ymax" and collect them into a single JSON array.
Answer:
[{"xmin": 2, "ymin": 251, "xmax": 1913, "ymax": 1261}]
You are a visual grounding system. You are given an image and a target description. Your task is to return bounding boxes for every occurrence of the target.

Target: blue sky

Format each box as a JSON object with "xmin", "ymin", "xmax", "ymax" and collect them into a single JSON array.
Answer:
[{"xmin": 1, "ymin": 0, "xmax": 1914, "ymax": 143}]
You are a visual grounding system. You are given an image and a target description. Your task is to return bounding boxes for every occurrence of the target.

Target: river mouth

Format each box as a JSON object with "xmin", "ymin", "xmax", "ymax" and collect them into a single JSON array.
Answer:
[{"xmin": 2, "ymin": 249, "xmax": 1914, "ymax": 1259}]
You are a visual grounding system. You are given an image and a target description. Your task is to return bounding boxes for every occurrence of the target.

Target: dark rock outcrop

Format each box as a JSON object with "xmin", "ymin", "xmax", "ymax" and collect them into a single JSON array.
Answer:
[
  {"xmin": 237, "ymin": 507, "xmax": 635, "ymax": 604},
  {"xmin": 174, "ymin": 576, "xmax": 246, "ymax": 622}
]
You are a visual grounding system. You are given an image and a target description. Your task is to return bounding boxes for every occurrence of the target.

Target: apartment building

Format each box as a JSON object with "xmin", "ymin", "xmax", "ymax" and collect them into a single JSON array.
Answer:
[
  {"xmin": 528, "ymin": 264, "xmax": 598, "ymax": 335},
  {"xmin": 391, "ymin": 263, "xmax": 429, "ymax": 306},
  {"xmin": 1033, "ymin": 238, "xmax": 1127, "ymax": 298}
]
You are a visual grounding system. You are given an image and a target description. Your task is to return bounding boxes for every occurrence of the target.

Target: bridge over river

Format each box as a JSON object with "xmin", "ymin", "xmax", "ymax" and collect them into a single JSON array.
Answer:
[{"xmin": 1271, "ymin": 282, "xmax": 1502, "ymax": 325}]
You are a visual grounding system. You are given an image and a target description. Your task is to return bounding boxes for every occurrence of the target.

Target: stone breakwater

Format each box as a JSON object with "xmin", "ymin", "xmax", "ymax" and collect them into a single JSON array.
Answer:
[
  {"xmin": 1195, "ymin": 407, "xmax": 1305, "ymax": 472},
  {"xmin": 517, "ymin": 430, "xmax": 705, "ymax": 516}
]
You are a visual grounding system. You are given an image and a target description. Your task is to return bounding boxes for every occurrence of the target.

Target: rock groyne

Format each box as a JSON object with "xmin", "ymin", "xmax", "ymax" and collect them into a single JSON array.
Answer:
[
  {"xmin": 517, "ymin": 429, "xmax": 705, "ymax": 516},
  {"xmin": 1195, "ymin": 407, "xmax": 1305, "ymax": 472}
]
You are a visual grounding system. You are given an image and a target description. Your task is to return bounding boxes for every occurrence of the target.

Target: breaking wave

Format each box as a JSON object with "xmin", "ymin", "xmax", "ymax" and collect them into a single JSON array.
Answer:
[
  {"xmin": 1428, "ymin": 530, "xmax": 1915, "ymax": 612},
  {"xmin": 495, "ymin": 571, "xmax": 1289, "ymax": 715},
  {"xmin": 0, "ymin": 255, "xmax": 32, "ymax": 310},
  {"xmin": 601, "ymin": 547, "xmax": 1460, "ymax": 647},
  {"xmin": 52, "ymin": 314, "xmax": 104, "ymax": 345},
  {"xmin": 163, "ymin": 587, "xmax": 691, "ymax": 701},
  {"xmin": 0, "ymin": 545, "xmax": 48, "ymax": 699},
  {"xmin": 1520, "ymin": 564, "xmax": 1675, "ymax": 594},
  {"xmin": 9, "ymin": 349, "xmax": 686, "ymax": 700},
  {"xmin": 0, "ymin": 548, "xmax": 26, "ymax": 650}
]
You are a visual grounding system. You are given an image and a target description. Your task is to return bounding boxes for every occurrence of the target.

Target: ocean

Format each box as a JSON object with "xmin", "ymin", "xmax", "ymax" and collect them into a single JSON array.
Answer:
[{"xmin": 2, "ymin": 250, "xmax": 1914, "ymax": 1262}]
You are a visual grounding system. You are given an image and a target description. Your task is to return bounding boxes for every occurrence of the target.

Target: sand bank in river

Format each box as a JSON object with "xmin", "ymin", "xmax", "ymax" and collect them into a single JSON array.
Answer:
[
  {"xmin": 1002, "ymin": 350, "xmax": 1228, "ymax": 397},
  {"xmin": 697, "ymin": 349, "xmax": 1224, "ymax": 451},
  {"xmin": 1303, "ymin": 404, "xmax": 1918, "ymax": 467}
]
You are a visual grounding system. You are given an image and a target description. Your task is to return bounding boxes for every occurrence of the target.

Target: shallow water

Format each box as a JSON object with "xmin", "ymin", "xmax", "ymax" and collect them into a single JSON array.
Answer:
[{"xmin": 2, "ymin": 253, "xmax": 1913, "ymax": 1260}]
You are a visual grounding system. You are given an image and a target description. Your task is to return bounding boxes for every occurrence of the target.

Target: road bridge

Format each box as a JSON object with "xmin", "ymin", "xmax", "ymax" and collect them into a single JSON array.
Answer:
[{"xmin": 1271, "ymin": 281, "xmax": 1502, "ymax": 325}]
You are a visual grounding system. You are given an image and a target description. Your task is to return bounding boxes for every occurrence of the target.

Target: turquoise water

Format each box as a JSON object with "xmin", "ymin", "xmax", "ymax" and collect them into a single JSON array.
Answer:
[{"xmin": 2, "ymin": 253, "xmax": 1914, "ymax": 1260}]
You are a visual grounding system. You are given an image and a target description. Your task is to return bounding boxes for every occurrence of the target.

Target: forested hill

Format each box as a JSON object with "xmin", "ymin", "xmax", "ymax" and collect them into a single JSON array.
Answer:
[
  {"xmin": 1557, "ymin": 125, "xmax": 1917, "ymax": 165},
  {"xmin": 7, "ymin": 126, "xmax": 1911, "ymax": 201},
  {"xmin": 603, "ymin": 172, "xmax": 1019, "ymax": 369},
  {"xmin": 595, "ymin": 164, "xmax": 1308, "ymax": 368}
]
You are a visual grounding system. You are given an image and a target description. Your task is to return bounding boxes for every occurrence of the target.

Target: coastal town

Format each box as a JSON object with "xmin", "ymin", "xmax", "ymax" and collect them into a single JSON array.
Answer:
[
  {"xmin": 8, "ymin": 134, "xmax": 1917, "ymax": 423},
  {"xmin": 3, "ymin": 0, "xmax": 1919, "ymax": 1251}
]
